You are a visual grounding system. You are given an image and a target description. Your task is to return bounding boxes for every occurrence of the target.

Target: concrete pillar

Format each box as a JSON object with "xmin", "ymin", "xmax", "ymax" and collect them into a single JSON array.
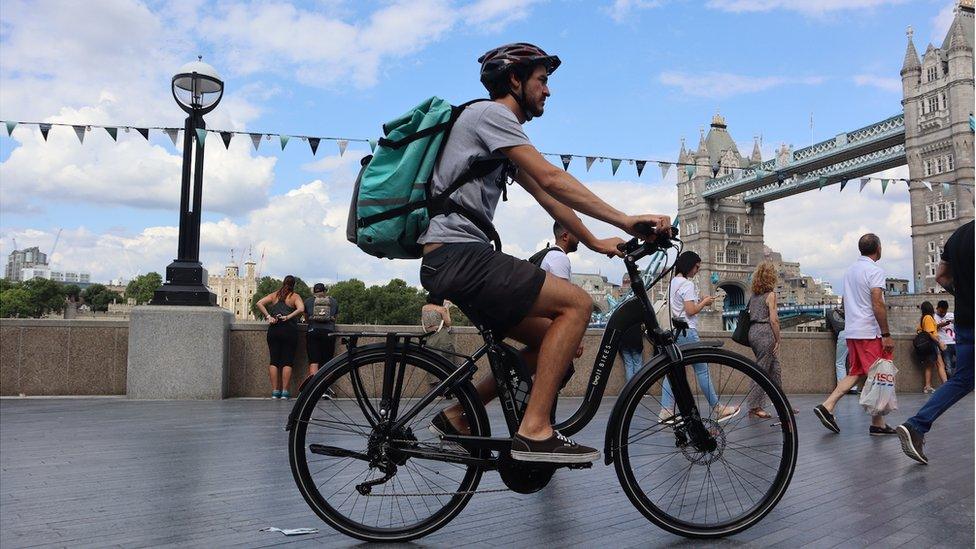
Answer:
[{"xmin": 127, "ymin": 306, "xmax": 233, "ymax": 399}]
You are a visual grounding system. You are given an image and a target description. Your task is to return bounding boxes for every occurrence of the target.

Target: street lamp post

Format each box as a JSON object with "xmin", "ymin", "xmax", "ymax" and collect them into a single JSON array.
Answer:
[{"xmin": 151, "ymin": 57, "xmax": 223, "ymax": 306}]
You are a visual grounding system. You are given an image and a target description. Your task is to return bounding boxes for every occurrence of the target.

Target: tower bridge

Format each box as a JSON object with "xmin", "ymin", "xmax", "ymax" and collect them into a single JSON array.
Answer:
[{"xmin": 676, "ymin": 1, "xmax": 974, "ymax": 312}]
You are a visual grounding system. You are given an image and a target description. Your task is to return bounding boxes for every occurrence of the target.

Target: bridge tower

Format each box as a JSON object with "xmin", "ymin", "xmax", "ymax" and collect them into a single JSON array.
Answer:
[
  {"xmin": 901, "ymin": 0, "xmax": 975, "ymax": 293},
  {"xmin": 677, "ymin": 114, "xmax": 767, "ymax": 312}
]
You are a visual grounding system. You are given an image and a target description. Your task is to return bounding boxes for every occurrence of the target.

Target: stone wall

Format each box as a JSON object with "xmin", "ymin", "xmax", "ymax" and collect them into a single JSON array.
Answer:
[{"xmin": 1, "ymin": 319, "xmax": 937, "ymax": 398}]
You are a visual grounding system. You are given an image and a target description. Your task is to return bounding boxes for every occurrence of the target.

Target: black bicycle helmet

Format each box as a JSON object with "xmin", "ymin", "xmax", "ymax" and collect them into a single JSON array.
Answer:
[{"xmin": 478, "ymin": 42, "xmax": 561, "ymax": 90}]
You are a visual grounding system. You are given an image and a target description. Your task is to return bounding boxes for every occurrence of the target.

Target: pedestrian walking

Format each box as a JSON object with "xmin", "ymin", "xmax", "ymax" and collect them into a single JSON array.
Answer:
[
  {"xmin": 899, "ymin": 220, "xmax": 974, "ymax": 464},
  {"xmin": 827, "ymin": 300, "xmax": 858, "ymax": 394},
  {"xmin": 814, "ymin": 234, "xmax": 896, "ymax": 435},
  {"xmin": 661, "ymin": 251, "xmax": 739, "ymax": 423},
  {"xmin": 256, "ymin": 275, "xmax": 304, "ymax": 400},
  {"xmin": 915, "ymin": 301, "xmax": 947, "ymax": 393},
  {"xmin": 934, "ymin": 300, "xmax": 956, "ymax": 377},
  {"xmin": 746, "ymin": 262, "xmax": 793, "ymax": 417},
  {"xmin": 303, "ymin": 283, "xmax": 339, "ymax": 380}
]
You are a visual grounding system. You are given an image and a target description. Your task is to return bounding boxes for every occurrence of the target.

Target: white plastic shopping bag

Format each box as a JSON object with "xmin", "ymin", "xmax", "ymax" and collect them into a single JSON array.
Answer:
[{"xmin": 858, "ymin": 358, "xmax": 898, "ymax": 416}]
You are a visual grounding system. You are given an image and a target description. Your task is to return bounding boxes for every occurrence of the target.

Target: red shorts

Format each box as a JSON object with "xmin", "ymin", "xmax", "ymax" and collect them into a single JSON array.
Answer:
[{"xmin": 846, "ymin": 338, "xmax": 893, "ymax": 376}]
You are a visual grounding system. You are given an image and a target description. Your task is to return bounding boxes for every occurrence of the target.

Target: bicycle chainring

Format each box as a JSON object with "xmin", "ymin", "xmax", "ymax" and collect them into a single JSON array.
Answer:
[{"xmin": 497, "ymin": 452, "xmax": 556, "ymax": 494}]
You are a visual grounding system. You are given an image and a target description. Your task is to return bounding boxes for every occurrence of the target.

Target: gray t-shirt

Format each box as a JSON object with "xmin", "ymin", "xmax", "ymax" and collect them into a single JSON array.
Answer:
[{"xmin": 417, "ymin": 101, "xmax": 532, "ymax": 245}]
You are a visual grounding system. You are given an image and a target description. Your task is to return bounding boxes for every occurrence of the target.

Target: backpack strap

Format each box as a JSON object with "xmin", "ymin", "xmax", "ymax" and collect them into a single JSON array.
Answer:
[{"xmin": 378, "ymin": 99, "xmax": 491, "ymax": 149}]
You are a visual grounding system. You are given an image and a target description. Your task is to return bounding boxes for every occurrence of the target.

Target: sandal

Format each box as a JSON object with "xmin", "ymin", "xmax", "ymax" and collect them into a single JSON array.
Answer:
[{"xmin": 748, "ymin": 408, "xmax": 772, "ymax": 419}]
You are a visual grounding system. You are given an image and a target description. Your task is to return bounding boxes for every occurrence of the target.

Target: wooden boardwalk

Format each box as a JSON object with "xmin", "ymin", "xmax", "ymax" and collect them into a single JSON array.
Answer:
[{"xmin": 1, "ymin": 394, "xmax": 972, "ymax": 548}]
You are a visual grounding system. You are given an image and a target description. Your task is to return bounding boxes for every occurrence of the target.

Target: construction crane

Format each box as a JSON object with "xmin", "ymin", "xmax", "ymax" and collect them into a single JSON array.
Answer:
[
  {"xmin": 48, "ymin": 228, "xmax": 63, "ymax": 259},
  {"xmin": 256, "ymin": 247, "xmax": 266, "ymax": 279}
]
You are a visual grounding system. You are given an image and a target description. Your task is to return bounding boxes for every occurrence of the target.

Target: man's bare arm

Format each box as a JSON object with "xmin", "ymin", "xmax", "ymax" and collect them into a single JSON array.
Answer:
[
  {"xmin": 871, "ymin": 287, "xmax": 894, "ymax": 353},
  {"xmin": 935, "ymin": 261, "xmax": 954, "ymax": 294}
]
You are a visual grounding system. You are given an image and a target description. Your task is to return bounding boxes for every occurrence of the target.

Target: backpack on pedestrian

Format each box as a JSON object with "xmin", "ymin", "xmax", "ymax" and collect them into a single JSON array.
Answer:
[
  {"xmin": 309, "ymin": 296, "xmax": 336, "ymax": 323},
  {"xmin": 346, "ymin": 97, "xmax": 512, "ymax": 259},
  {"xmin": 527, "ymin": 244, "xmax": 562, "ymax": 268},
  {"xmin": 911, "ymin": 331, "xmax": 935, "ymax": 357}
]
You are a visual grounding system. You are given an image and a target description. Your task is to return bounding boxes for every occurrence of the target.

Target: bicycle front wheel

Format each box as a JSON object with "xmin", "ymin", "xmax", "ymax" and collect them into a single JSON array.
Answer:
[
  {"xmin": 289, "ymin": 347, "xmax": 489, "ymax": 542},
  {"xmin": 612, "ymin": 347, "xmax": 797, "ymax": 538}
]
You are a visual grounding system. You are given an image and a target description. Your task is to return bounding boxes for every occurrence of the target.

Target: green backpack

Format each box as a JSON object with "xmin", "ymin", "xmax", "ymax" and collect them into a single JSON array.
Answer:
[{"xmin": 346, "ymin": 97, "xmax": 509, "ymax": 259}]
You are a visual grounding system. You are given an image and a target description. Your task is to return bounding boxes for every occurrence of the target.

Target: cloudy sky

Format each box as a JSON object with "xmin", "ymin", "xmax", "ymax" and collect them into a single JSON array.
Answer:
[{"xmin": 0, "ymin": 0, "xmax": 960, "ymax": 292}]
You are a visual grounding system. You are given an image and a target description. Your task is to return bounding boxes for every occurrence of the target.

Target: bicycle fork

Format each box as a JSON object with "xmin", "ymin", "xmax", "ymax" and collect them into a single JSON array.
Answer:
[{"xmin": 663, "ymin": 345, "xmax": 718, "ymax": 453}]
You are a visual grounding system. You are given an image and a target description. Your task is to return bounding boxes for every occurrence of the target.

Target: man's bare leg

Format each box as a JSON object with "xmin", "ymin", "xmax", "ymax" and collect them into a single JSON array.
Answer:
[
  {"xmin": 822, "ymin": 374, "xmax": 864, "ymax": 412},
  {"xmin": 514, "ymin": 276, "xmax": 592, "ymax": 440}
]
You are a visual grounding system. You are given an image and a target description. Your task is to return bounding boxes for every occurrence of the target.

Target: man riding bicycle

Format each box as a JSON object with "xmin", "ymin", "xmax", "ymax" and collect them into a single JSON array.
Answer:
[{"xmin": 419, "ymin": 42, "xmax": 671, "ymax": 464}]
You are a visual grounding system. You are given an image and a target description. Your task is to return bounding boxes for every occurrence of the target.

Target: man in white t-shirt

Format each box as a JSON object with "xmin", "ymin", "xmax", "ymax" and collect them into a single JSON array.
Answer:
[
  {"xmin": 538, "ymin": 221, "xmax": 577, "ymax": 281},
  {"xmin": 815, "ymin": 233, "xmax": 896, "ymax": 436},
  {"xmin": 935, "ymin": 300, "xmax": 956, "ymax": 376},
  {"xmin": 538, "ymin": 221, "xmax": 584, "ymax": 360}
]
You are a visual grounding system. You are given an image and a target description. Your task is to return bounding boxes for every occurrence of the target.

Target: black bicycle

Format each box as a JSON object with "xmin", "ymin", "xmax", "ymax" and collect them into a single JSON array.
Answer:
[{"xmin": 286, "ymin": 229, "xmax": 797, "ymax": 541}]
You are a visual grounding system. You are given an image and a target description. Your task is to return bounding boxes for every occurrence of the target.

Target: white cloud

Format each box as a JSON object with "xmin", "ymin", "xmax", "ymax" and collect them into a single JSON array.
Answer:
[
  {"xmin": 196, "ymin": 0, "xmax": 540, "ymax": 89},
  {"xmin": 852, "ymin": 74, "xmax": 902, "ymax": 93},
  {"xmin": 762, "ymin": 165, "xmax": 913, "ymax": 291},
  {"xmin": 931, "ymin": 2, "xmax": 956, "ymax": 44},
  {"xmin": 705, "ymin": 0, "xmax": 908, "ymax": 15},
  {"xmin": 658, "ymin": 71, "xmax": 826, "ymax": 99},
  {"xmin": 605, "ymin": 0, "xmax": 664, "ymax": 23}
]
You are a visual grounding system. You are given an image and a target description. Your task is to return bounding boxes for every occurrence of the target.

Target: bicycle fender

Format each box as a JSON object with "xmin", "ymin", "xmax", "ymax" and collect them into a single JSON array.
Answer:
[{"xmin": 602, "ymin": 344, "xmax": 735, "ymax": 465}]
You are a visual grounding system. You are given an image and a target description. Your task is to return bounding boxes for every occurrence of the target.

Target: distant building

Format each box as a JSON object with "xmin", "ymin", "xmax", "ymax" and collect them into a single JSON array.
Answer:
[
  {"xmin": 886, "ymin": 277, "xmax": 911, "ymax": 295},
  {"xmin": 5, "ymin": 247, "xmax": 48, "ymax": 281},
  {"xmin": 763, "ymin": 246, "xmax": 841, "ymax": 307},
  {"xmin": 208, "ymin": 254, "xmax": 259, "ymax": 320},
  {"xmin": 571, "ymin": 273, "xmax": 620, "ymax": 314}
]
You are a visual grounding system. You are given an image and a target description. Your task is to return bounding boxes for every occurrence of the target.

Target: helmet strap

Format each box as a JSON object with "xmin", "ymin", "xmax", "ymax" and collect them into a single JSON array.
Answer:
[{"xmin": 509, "ymin": 85, "xmax": 534, "ymax": 122}]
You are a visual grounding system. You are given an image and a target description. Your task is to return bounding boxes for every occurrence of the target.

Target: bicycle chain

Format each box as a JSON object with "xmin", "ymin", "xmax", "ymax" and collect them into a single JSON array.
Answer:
[{"xmin": 362, "ymin": 439, "xmax": 511, "ymax": 497}]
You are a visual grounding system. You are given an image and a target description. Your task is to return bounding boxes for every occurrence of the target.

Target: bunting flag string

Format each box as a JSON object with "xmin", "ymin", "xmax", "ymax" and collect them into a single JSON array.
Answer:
[{"xmin": 3, "ymin": 118, "xmax": 975, "ymax": 192}]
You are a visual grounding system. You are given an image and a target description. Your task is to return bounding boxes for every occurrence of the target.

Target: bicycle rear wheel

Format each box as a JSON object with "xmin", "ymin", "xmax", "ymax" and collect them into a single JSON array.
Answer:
[
  {"xmin": 612, "ymin": 348, "xmax": 797, "ymax": 538},
  {"xmin": 289, "ymin": 347, "xmax": 489, "ymax": 542}
]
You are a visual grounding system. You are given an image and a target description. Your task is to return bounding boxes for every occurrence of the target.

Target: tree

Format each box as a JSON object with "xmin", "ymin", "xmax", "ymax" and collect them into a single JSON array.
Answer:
[
  {"xmin": 62, "ymin": 284, "xmax": 81, "ymax": 299},
  {"xmin": 328, "ymin": 279, "xmax": 368, "ymax": 323},
  {"xmin": 81, "ymin": 284, "xmax": 121, "ymax": 312},
  {"xmin": 21, "ymin": 278, "xmax": 67, "ymax": 316},
  {"xmin": 125, "ymin": 272, "xmax": 162, "ymax": 304},
  {"xmin": 0, "ymin": 287, "xmax": 33, "ymax": 318}
]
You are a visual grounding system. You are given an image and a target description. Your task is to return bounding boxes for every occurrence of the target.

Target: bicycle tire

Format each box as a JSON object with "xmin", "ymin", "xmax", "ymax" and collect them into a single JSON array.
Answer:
[
  {"xmin": 289, "ymin": 345, "xmax": 490, "ymax": 542},
  {"xmin": 611, "ymin": 348, "xmax": 797, "ymax": 538}
]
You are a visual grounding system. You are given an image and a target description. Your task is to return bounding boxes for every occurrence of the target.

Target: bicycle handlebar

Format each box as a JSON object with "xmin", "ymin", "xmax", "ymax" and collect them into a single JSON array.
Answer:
[{"xmin": 617, "ymin": 223, "xmax": 680, "ymax": 259}]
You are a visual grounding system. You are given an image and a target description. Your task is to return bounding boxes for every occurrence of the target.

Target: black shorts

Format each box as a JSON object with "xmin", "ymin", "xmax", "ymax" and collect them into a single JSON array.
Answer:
[
  {"xmin": 267, "ymin": 324, "xmax": 298, "ymax": 367},
  {"xmin": 420, "ymin": 242, "xmax": 546, "ymax": 335},
  {"xmin": 306, "ymin": 329, "xmax": 336, "ymax": 365}
]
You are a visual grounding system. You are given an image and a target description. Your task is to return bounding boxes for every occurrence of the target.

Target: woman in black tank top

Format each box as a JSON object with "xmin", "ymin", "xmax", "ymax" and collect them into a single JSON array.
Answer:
[{"xmin": 256, "ymin": 275, "xmax": 305, "ymax": 400}]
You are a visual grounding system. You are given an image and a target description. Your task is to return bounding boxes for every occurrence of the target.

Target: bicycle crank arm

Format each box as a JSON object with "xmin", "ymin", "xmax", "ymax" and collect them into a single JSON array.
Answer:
[
  {"xmin": 440, "ymin": 435, "xmax": 512, "ymax": 452},
  {"xmin": 309, "ymin": 444, "xmax": 370, "ymax": 461}
]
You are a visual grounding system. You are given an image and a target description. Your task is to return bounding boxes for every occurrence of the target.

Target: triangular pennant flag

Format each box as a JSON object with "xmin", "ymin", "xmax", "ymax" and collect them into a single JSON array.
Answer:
[
  {"xmin": 308, "ymin": 137, "xmax": 320, "ymax": 155},
  {"xmin": 585, "ymin": 156, "xmax": 596, "ymax": 172},
  {"xmin": 881, "ymin": 179, "xmax": 889, "ymax": 194},
  {"xmin": 220, "ymin": 131, "xmax": 233, "ymax": 149},
  {"xmin": 659, "ymin": 162, "xmax": 671, "ymax": 179},
  {"xmin": 610, "ymin": 158, "xmax": 621, "ymax": 175},
  {"xmin": 195, "ymin": 128, "xmax": 207, "ymax": 146},
  {"xmin": 136, "ymin": 127, "xmax": 149, "ymax": 140},
  {"xmin": 280, "ymin": 135, "xmax": 289, "ymax": 150},
  {"xmin": 636, "ymin": 160, "xmax": 646, "ymax": 177},
  {"xmin": 39, "ymin": 123, "xmax": 51, "ymax": 141},
  {"xmin": 561, "ymin": 155, "xmax": 572, "ymax": 170},
  {"xmin": 817, "ymin": 176, "xmax": 827, "ymax": 190},
  {"xmin": 5, "ymin": 121, "xmax": 17, "ymax": 136},
  {"xmin": 859, "ymin": 178, "xmax": 870, "ymax": 192},
  {"xmin": 941, "ymin": 182, "xmax": 951, "ymax": 194},
  {"xmin": 165, "ymin": 128, "xmax": 179, "ymax": 147},
  {"xmin": 685, "ymin": 165, "xmax": 695, "ymax": 178},
  {"xmin": 72, "ymin": 125, "xmax": 86, "ymax": 144},
  {"xmin": 923, "ymin": 181, "xmax": 932, "ymax": 191},
  {"xmin": 104, "ymin": 127, "xmax": 118, "ymax": 141},
  {"xmin": 337, "ymin": 139, "xmax": 348, "ymax": 157},
  {"xmin": 840, "ymin": 180, "xmax": 848, "ymax": 192}
]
